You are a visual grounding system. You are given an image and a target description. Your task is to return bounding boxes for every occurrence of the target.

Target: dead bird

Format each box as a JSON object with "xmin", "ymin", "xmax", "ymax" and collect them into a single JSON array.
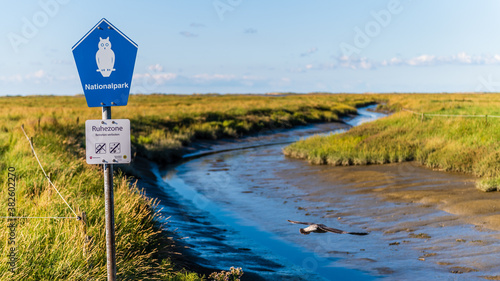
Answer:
[{"xmin": 288, "ymin": 220, "xmax": 368, "ymax": 236}]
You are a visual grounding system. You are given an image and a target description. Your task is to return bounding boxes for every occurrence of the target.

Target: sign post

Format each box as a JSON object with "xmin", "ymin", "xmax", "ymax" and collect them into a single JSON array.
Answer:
[
  {"xmin": 73, "ymin": 18, "xmax": 137, "ymax": 281},
  {"xmin": 102, "ymin": 106, "xmax": 116, "ymax": 280}
]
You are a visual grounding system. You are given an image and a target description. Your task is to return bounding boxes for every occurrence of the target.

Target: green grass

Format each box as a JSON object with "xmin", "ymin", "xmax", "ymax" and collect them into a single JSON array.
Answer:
[
  {"xmin": 123, "ymin": 94, "xmax": 375, "ymax": 164},
  {"xmin": 284, "ymin": 93, "xmax": 500, "ymax": 192},
  {"xmin": 0, "ymin": 122, "xmax": 164, "ymax": 279},
  {"xmin": 0, "ymin": 93, "xmax": 375, "ymax": 280}
]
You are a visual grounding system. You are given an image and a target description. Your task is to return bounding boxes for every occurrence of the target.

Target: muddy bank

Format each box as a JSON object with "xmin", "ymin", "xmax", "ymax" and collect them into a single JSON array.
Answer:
[
  {"xmin": 129, "ymin": 156, "xmax": 270, "ymax": 281},
  {"xmin": 136, "ymin": 106, "xmax": 405, "ymax": 280},
  {"xmin": 277, "ymin": 160, "xmax": 500, "ymax": 279},
  {"xmin": 180, "ymin": 121, "xmax": 352, "ymax": 159},
  {"xmin": 151, "ymin": 107, "xmax": 394, "ymax": 280},
  {"xmin": 130, "ymin": 120, "xmax": 362, "ymax": 280},
  {"xmin": 131, "ymin": 103, "xmax": 500, "ymax": 280},
  {"xmin": 136, "ymin": 105, "xmax": 500, "ymax": 280}
]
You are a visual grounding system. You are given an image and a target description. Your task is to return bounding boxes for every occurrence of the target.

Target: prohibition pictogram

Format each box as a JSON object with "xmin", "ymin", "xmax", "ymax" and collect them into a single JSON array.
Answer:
[
  {"xmin": 109, "ymin": 142, "xmax": 121, "ymax": 154},
  {"xmin": 95, "ymin": 143, "xmax": 106, "ymax": 154},
  {"xmin": 86, "ymin": 119, "xmax": 131, "ymax": 164}
]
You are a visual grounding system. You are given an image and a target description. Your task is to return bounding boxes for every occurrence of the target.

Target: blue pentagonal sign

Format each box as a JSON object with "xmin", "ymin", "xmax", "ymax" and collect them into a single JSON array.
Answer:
[{"xmin": 72, "ymin": 18, "xmax": 138, "ymax": 107}]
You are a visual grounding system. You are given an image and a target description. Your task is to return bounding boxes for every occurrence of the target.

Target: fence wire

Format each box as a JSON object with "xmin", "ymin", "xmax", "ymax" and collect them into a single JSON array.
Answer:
[
  {"xmin": 0, "ymin": 126, "xmax": 81, "ymax": 220},
  {"xmin": 403, "ymin": 109, "xmax": 500, "ymax": 119}
]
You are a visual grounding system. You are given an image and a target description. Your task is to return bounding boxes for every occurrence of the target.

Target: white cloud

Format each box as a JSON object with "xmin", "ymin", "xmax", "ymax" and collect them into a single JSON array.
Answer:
[
  {"xmin": 132, "ymin": 71, "xmax": 266, "ymax": 88},
  {"xmin": 406, "ymin": 54, "xmax": 436, "ymax": 66},
  {"xmin": 192, "ymin": 73, "xmax": 235, "ymax": 80},
  {"xmin": 382, "ymin": 52, "xmax": 500, "ymax": 67},
  {"xmin": 190, "ymin": 23, "xmax": 206, "ymax": 28},
  {"xmin": 300, "ymin": 47, "xmax": 318, "ymax": 57},
  {"xmin": 179, "ymin": 31, "xmax": 198, "ymax": 38},
  {"xmin": 51, "ymin": 59, "xmax": 73, "ymax": 65},
  {"xmin": 131, "ymin": 71, "xmax": 270, "ymax": 93},
  {"xmin": 359, "ymin": 59, "xmax": 373, "ymax": 70},
  {"xmin": 297, "ymin": 53, "xmax": 500, "ymax": 73},
  {"xmin": 0, "ymin": 69, "xmax": 51, "ymax": 83},
  {"xmin": 338, "ymin": 56, "xmax": 373, "ymax": 69},
  {"xmin": 0, "ymin": 74, "xmax": 23, "ymax": 83},
  {"xmin": 33, "ymin": 69, "xmax": 46, "ymax": 79},
  {"xmin": 380, "ymin": 57, "xmax": 402, "ymax": 66},
  {"xmin": 487, "ymin": 54, "xmax": 500, "ymax": 64},
  {"xmin": 133, "ymin": 72, "xmax": 178, "ymax": 85},
  {"xmin": 244, "ymin": 28, "xmax": 257, "ymax": 34},
  {"xmin": 147, "ymin": 64, "xmax": 164, "ymax": 72},
  {"xmin": 455, "ymin": 52, "xmax": 472, "ymax": 64},
  {"xmin": 0, "ymin": 69, "xmax": 76, "ymax": 93},
  {"xmin": 242, "ymin": 75, "xmax": 262, "ymax": 80}
]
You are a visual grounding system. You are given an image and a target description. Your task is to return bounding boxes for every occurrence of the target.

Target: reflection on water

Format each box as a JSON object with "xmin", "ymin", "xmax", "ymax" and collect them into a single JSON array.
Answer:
[
  {"xmin": 157, "ymin": 105, "xmax": 500, "ymax": 280},
  {"xmin": 158, "ymin": 106, "xmax": 383, "ymax": 280}
]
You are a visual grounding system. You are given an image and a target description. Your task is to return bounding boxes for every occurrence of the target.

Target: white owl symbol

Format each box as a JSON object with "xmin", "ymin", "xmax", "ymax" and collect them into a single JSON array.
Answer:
[{"xmin": 96, "ymin": 37, "xmax": 115, "ymax": 77}]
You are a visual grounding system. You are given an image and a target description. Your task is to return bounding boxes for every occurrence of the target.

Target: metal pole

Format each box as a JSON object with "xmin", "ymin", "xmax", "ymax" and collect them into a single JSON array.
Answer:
[{"xmin": 102, "ymin": 106, "xmax": 116, "ymax": 281}]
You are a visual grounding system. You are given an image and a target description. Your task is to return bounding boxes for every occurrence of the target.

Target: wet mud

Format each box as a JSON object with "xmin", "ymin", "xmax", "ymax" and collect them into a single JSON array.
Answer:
[
  {"xmin": 278, "ymin": 161, "xmax": 500, "ymax": 280},
  {"xmin": 141, "ymin": 106, "xmax": 500, "ymax": 280}
]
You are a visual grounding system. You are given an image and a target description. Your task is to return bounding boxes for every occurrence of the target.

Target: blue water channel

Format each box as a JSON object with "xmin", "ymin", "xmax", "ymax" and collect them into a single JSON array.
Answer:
[{"xmin": 151, "ymin": 106, "xmax": 385, "ymax": 280}]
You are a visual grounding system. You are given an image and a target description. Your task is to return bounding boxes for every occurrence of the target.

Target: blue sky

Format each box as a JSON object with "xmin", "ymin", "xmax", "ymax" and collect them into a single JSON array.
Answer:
[{"xmin": 2, "ymin": 0, "xmax": 500, "ymax": 95}]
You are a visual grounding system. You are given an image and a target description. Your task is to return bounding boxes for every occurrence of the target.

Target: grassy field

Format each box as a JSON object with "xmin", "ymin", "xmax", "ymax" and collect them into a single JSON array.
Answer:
[
  {"xmin": 123, "ymin": 94, "xmax": 375, "ymax": 164},
  {"xmin": 284, "ymin": 93, "xmax": 500, "ymax": 192},
  {"xmin": 0, "ymin": 93, "xmax": 375, "ymax": 280}
]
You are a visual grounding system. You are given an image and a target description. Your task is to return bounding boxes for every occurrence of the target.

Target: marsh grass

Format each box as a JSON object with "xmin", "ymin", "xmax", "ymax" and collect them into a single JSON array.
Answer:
[
  {"xmin": 122, "ymin": 94, "xmax": 375, "ymax": 163},
  {"xmin": 0, "ymin": 122, "xmax": 166, "ymax": 280},
  {"xmin": 284, "ymin": 93, "xmax": 500, "ymax": 192},
  {"xmin": 0, "ymin": 93, "xmax": 374, "ymax": 280}
]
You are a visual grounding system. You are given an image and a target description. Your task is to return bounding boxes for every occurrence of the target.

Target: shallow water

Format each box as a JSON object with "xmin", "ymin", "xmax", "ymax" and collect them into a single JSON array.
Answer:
[
  {"xmin": 155, "ymin": 107, "xmax": 381, "ymax": 280},
  {"xmin": 155, "ymin": 106, "xmax": 500, "ymax": 280}
]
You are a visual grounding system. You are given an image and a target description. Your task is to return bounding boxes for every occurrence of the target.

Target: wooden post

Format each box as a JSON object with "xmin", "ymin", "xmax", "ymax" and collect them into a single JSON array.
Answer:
[
  {"xmin": 80, "ymin": 211, "xmax": 94, "ymax": 270},
  {"xmin": 81, "ymin": 212, "xmax": 89, "ymax": 256}
]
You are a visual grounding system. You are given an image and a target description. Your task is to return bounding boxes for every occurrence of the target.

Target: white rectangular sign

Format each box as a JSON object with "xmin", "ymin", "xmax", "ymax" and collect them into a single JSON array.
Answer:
[{"xmin": 85, "ymin": 119, "xmax": 131, "ymax": 164}]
